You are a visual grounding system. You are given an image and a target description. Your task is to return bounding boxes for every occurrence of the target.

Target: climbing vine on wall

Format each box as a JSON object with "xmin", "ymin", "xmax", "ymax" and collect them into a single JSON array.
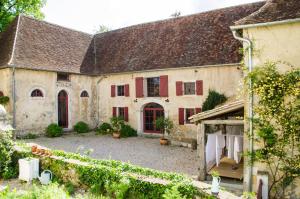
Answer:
[{"xmin": 248, "ymin": 62, "xmax": 300, "ymax": 199}]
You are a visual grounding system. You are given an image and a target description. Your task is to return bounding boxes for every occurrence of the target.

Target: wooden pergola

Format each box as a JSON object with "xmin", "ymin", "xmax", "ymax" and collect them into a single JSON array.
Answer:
[{"xmin": 189, "ymin": 100, "xmax": 245, "ymax": 180}]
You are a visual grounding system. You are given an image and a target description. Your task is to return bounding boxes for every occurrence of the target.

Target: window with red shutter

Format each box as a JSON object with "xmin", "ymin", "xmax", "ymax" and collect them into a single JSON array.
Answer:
[
  {"xmin": 178, "ymin": 108, "xmax": 184, "ymax": 125},
  {"xmin": 196, "ymin": 80, "xmax": 203, "ymax": 95},
  {"xmin": 124, "ymin": 107, "xmax": 129, "ymax": 122},
  {"xmin": 159, "ymin": 75, "xmax": 168, "ymax": 97},
  {"xmin": 125, "ymin": 84, "xmax": 129, "ymax": 97},
  {"xmin": 135, "ymin": 77, "xmax": 144, "ymax": 98},
  {"xmin": 185, "ymin": 108, "xmax": 195, "ymax": 124},
  {"xmin": 176, "ymin": 81, "xmax": 183, "ymax": 96},
  {"xmin": 111, "ymin": 85, "xmax": 116, "ymax": 97},
  {"xmin": 112, "ymin": 107, "xmax": 117, "ymax": 117}
]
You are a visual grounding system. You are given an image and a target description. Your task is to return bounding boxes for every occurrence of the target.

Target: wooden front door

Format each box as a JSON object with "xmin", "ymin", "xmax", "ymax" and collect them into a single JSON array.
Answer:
[
  {"xmin": 143, "ymin": 103, "xmax": 164, "ymax": 133},
  {"xmin": 58, "ymin": 90, "xmax": 68, "ymax": 128}
]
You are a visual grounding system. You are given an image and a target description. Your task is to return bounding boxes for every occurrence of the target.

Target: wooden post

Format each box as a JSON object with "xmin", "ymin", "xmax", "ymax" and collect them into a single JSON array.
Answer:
[{"xmin": 197, "ymin": 122, "xmax": 206, "ymax": 181}]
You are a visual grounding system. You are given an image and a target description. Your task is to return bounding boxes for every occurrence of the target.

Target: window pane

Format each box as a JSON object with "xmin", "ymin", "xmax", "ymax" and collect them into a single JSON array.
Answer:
[
  {"xmin": 117, "ymin": 85, "xmax": 125, "ymax": 96},
  {"xmin": 31, "ymin": 89, "xmax": 43, "ymax": 97},
  {"xmin": 118, "ymin": 107, "xmax": 125, "ymax": 119},
  {"xmin": 185, "ymin": 108, "xmax": 194, "ymax": 124},
  {"xmin": 184, "ymin": 82, "xmax": 195, "ymax": 95},
  {"xmin": 147, "ymin": 77, "xmax": 160, "ymax": 97}
]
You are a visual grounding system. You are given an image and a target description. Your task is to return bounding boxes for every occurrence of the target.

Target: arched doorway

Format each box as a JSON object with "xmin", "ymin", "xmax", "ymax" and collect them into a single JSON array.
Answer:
[
  {"xmin": 143, "ymin": 103, "xmax": 164, "ymax": 133},
  {"xmin": 58, "ymin": 90, "xmax": 68, "ymax": 128}
]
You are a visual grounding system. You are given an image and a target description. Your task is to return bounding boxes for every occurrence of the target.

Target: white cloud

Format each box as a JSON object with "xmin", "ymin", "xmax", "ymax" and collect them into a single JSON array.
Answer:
[{"xmin": 42, "ymin": 0, "xmax": 259, "ymax": 33}]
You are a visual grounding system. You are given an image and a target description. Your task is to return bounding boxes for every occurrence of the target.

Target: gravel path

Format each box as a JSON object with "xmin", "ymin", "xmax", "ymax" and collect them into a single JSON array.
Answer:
[{"xmin": 24, "ymin": 133, "xmax": 199, "ymax": 177}]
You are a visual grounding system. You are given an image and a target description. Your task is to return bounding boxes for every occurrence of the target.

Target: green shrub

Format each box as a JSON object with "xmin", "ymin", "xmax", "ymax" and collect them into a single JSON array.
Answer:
[
  {"xmin": 22, "ymin": 133, "xmax": 38, "ymax": 139},
  {"xmin": 202, "ymin": 90, "xmax": 227, "ymax": 111},
  {"xmin": 46, "ymin": 124, "xmax": 63, "ymax": 137},
  {"xmin": 120, "ymin": 124, "xmax": 137, "ymax": 138},
  {"xmin": 97, "ymin": 122, "xmax": 113, "ymax": 135},
  {"xmin": 74, "ymin": 121, "xmax": 89, "ymax": 134},
  {"xmin": 0, "ymin": 131, "xmax": 15, "ymax": 179},
  {"xmin": 0, "ymin": 96, "xmax": 9, "ymax": 105}
]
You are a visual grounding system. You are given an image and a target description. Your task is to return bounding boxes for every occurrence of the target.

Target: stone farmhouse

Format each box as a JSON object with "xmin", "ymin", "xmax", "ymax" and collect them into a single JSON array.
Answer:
[{"xmin": 0, "ymin": 2, "xmax": 263, "ymax": 139}]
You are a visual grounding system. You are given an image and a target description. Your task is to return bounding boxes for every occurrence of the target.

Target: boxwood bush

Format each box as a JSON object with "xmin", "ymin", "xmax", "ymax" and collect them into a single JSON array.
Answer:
[
  {"xmin": 97, "ymin": 122, "xmax": 113, "ymax": 135},
  {"xmin": 74, "ymin": 121, "xmax": 89, "ymax": 134},
  {"xmin": 120, "ymin": 124, "xmax": 137, "ymax": 138},
  {"xmin": 46, "ymin": 123, "xmax": 63, "ymax": 137}
]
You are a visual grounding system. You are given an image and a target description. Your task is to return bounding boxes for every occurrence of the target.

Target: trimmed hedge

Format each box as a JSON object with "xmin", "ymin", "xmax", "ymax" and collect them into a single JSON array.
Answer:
[{"xmin": 15, "ymin": 146, "xmax": 212, "ymax": 199}]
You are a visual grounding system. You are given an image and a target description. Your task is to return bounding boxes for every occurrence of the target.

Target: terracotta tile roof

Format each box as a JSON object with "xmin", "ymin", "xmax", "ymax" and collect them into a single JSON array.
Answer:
[
  {"xmin": 3, "ymin": 15, "xmax": 93, "ymax": 73},
  {"xmin": 235, "ymin": 0, "xmax": 300, "ymax": 26},
  {"xmin": 0, "ymin": 2, "xmax": 264, "ymax": 74},
  {"xmin": 0, "ymin": 17, "xmax": 18, "ymax": 67},
  {"xmin": 83, "ymin": 2, "xmax": 264, "ymax": 74}
]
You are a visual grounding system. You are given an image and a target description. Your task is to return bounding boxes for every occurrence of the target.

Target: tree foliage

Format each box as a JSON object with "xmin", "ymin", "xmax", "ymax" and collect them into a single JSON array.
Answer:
[
  {"xmin": 202, "ymin": 90, "xmax": 227, "ymax": 111},
  {"xmin": 0, "ymin": 0, "xmax": 46, "ymax": 32},
  {"xmin": 248, "ymin": 62, "xmax": 300, "ymax": 199},
  {"xmin": 94, "ymin": 24, "xmax": 111, "ymax": 34}
]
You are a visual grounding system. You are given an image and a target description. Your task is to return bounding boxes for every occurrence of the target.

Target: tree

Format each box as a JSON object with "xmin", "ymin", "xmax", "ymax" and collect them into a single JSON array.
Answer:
[
  {"xmin": 94, "ymin": 24, "xmax": 111, "ymax": 34},
  {"xmin": 170, "ymin": 11, "xmax": 181, "ymax": 18},
  {"xmin": 0, "ymin": 0, "xmax": 46, "ymax": 32},
  {"xmin": 248, "ymin": 62, "xmax": 300, "ymax": 199}
]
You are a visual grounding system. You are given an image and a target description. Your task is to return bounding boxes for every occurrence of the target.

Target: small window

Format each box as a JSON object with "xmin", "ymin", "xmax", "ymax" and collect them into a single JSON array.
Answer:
[
  {"xmin": 118, "ymin": 107, "xmax": 125, "ymax": 119},
  {"xmin": 0, "ymin": 91, "xmax": 3, "ymax": 97},
  {"xmin": 31, "ymin": 89, "xmax": 43, "ymax": 97},
  {"xmin": 147, "ymin": 77, "xmax": 160, "ymax": 97},
  {"xmin": 57, "ymin": 73, "xmax": 70, "ymax": 81},
  {"xmin": 185, "ymin": 108, "xmax": 195, "ymax": 124},
  {"xmin": 184, "ymin": 82, "xmax": 195, "ymax": 95},
  {"xmin": 117, "ymin": 85, "xmax": 125, "ymax": 96},
  {"xmin": 80, "ymin": 91, "xmax": 89, "ymax": 97}
]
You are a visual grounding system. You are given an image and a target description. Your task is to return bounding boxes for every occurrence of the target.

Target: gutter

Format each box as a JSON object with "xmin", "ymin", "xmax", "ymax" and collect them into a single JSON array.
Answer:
[
  {"xmin": 230, "ymin": 18, "xmax": 300, "ymax": 30},
  {"xmin": 232, "ymin": 30, "xmax": 254, "ymax": 192},
  {"xmin": 8, "ymin": 15, "xmax": 21, "ymax": 129}
]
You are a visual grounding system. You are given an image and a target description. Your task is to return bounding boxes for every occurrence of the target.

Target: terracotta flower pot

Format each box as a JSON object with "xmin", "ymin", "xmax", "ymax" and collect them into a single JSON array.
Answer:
[
  {"xmin": 31, "ymin": 145, "xmax": 37, "ymax": 153},
  {"xmin": 160, "ymin": 138, "xmax": 168, "ymax": 145},
  {"xmin": 40, "ymin": 149, "xmax": 45, "ymax": 155},
  {"xmin": 113, "ymin": 132, "xmax": 121, "ymax": 139}
]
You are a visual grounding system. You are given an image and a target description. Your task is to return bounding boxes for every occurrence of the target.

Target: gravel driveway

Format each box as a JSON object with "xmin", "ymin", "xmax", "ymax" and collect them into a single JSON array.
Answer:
[{"xmin": 24, "ymin": 133, "xmax": 199, "ymax": 177}]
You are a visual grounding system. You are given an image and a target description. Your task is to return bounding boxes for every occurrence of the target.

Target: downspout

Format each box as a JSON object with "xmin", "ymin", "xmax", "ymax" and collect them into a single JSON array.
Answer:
[
  {"xmin": 232, "ymin": 30, "xmax": 254, "ymax": 192},
  {"xmin": 8, "ymin": 15, "xmax": 21, "ymax": 129}
]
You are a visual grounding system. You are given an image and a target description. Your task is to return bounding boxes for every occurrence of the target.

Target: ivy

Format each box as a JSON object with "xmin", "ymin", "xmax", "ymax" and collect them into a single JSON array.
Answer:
[{"xmin": 247, "ymin": 62, "xmax": 300, "ymax": 199}]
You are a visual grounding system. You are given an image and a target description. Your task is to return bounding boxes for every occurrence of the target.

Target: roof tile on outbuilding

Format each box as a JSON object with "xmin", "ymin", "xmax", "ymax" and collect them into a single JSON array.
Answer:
[
  {"xmin": 6, "ymin": 15, "xmax": 94, "ymax": 73},
  {"xmin": 0, "ymin": 17, "xmax": 18, "ymax": 67},
  {"xmin": 81, "ymin": 2, "xmax": 264, "ymax": 74},
  {"xmin": 235, "ymin": 0, "xmax": 300, "ymax": 26}
]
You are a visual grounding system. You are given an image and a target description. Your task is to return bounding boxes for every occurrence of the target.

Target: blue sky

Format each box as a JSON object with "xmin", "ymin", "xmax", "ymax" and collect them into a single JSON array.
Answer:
[{"xmin": 42, "ymin": 0, "xmax": 258, "ymax": 33}]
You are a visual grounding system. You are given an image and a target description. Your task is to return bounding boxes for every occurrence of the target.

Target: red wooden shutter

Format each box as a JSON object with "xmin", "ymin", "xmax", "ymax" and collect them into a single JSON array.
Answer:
[
  {"xmin": 135, "ymin": 77, "xmax": 144, "ymax": 98},
  {"xmin": 125, "ymin": 84, "xmax": 130, "ymax": 97},
  {"xmin": 176, "ymin": 81, "xmax": 183, "ymax": 96},
  {"xmin": 178, "ymin": 108, "xmax": 184, "ymax": 125},
  {"xmin": 111, "ymin": 85, "xmax": 116, "ymax": 97},
  {"xmin": 112, "ymin": 107, "xmax": 117, "ymax": 117},
  {"xmin": 196, "ymin": 80, "xmax": 203, "ymax": 95},
  {"xmin": 124, "ymin": 107, "xmax": 129, "ymax": 122},
  {"xmin": 159, "ymin": 75, "xmax": 168, "ymax": 97},
  {"xmin": 195, "ymin": 108, "xmax": 202, "ymax": 114}
]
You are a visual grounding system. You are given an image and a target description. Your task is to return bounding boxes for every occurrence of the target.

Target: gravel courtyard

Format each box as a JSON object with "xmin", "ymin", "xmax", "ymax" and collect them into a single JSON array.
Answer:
[{"xmin": 25, "ymin": 133, "xmax": 199, "ymax": 177}]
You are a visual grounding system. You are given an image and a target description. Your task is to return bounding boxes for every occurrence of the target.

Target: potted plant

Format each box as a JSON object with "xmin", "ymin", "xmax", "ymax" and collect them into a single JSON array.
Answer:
[
  {"xmin": 110, "ymin": 116, "xmax": 124, "ymax": 139},
  {"xmin": 155, "ymin": 117, "xmax": 173, "ymax": 145}
]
